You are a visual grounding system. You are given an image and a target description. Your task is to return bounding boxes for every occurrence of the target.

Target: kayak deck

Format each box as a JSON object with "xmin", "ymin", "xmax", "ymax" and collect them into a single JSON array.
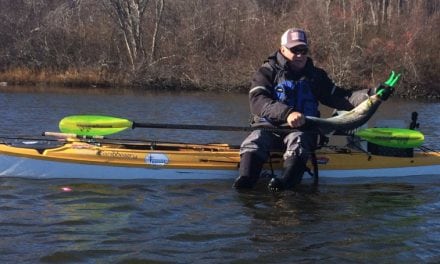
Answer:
[{"xmin": 0, "ymin": 138, "xmax": 241, "ymax": 168}]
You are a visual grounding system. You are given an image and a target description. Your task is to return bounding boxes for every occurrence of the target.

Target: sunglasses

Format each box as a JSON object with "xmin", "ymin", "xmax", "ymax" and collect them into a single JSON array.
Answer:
[{"xmin": 289, "ymin": 47, "xmax": 308, "ymax": 55}]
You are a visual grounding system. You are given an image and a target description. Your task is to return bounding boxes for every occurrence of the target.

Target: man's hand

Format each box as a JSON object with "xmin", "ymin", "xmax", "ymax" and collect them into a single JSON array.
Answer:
[{"xmin": 287, "ymin": 111, "xmax": 305, "ymax": 128}]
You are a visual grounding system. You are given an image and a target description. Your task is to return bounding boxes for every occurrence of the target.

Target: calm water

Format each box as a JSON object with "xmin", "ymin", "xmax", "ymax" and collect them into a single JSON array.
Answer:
[{"xmin": 0, "ymin": 86, "xmax": 439, "ymax": 263}]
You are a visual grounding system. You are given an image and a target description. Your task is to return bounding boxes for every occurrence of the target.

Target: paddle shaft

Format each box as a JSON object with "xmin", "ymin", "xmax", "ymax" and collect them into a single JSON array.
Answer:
[
  {"xmin": 133, "ymin": 122, "xmax": 300, "ymax": 133},
  {"xmin": 133, "ymin": 122, "xmax": 423, "ymax": 148}
]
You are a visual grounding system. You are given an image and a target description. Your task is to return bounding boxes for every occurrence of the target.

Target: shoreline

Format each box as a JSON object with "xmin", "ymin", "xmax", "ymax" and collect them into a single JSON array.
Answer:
[{"xmin": 0, "ymin": 69, "xmax": 438, "ymax": 100}]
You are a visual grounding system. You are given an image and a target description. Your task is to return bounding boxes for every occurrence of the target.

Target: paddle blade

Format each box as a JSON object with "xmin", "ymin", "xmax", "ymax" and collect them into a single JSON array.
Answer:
[
  {"xmin": 59, "ymin": 115, "xmax": 133, "ymax": 136},
  {"xmin": 355, "ymin": 128, "xmax": 424, "ymax": 148}
]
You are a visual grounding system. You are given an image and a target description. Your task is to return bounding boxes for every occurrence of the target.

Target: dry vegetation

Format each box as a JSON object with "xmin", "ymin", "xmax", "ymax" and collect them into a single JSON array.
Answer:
[{"xmin": 0, "ymin": 0, "xmax": 438, "ymax": 98}]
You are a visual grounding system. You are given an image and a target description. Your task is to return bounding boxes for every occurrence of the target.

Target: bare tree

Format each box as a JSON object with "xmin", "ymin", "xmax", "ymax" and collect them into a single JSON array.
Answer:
[
  {"xmin": 150, "ymin": 0, "xmax": 164, "ymax": 63},
  {"xmin": 0, "ymin": 0, "xmax": 438, "ymax": 96},
  {"xmin": 101, "ymin": 0, "xmax": 149, "ymax": 71}
]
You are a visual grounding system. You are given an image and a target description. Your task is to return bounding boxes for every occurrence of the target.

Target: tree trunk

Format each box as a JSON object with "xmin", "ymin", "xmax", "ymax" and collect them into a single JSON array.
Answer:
[{"xmin": 150, "ymin": 0, "xmax": 164, "ymax": 64}]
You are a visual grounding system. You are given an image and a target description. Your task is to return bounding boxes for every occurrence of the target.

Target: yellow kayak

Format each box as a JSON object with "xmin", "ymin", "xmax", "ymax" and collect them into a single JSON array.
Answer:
[{"xmin": 0, "ymin": 133, "xmax": 439, "ymax": 180}]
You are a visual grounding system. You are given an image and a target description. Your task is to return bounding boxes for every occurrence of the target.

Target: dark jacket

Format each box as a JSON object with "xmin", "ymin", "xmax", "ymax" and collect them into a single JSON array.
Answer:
[{"xmin": 249, "ymin": 51, "xmax": 355, "ymax": 126}]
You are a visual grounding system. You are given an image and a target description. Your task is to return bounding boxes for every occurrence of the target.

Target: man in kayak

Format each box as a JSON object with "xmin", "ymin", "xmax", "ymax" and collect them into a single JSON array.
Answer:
[{"xmin": 233, "ymin": 28, "xmax": 377, "ymax": 192}]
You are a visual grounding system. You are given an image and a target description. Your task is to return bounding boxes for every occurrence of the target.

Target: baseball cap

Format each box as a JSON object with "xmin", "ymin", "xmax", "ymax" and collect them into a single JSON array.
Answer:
[{"xmin": 281, "ymin": 28, "xmax": 307, "ymax": 48}]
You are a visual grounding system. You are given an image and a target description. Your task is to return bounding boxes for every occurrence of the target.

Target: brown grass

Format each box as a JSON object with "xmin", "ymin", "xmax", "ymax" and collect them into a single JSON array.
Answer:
[{"xmin": 0, "ymin": 68, "xmax": 119, "ymax": 87}]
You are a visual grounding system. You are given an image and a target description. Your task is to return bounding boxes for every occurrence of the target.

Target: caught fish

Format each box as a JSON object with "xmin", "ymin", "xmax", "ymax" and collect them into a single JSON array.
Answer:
[
  {"xmin": 304, "ymin": 71, "xmax": 400, "ymax": 134},
  {"xmin": 304, "ymin": 93, "xmax": 383, "ymax": 134}
]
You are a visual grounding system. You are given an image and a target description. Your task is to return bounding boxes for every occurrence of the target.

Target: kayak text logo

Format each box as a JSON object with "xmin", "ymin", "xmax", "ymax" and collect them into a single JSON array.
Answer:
[{"xmin": 99, "ymin": 151, "xmax": 138, "ymax": 160}]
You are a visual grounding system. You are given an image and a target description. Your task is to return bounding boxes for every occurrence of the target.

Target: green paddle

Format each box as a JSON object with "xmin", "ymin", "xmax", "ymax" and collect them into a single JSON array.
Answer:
[
  {"xmin": 59, "ymin": 115, "xmax": 132, "ymax": 136},
  {"xmin": 59, "ymin": 115, "xmax": 425, "ymax": 148},
  {"xmin": 59, "ymin": 115, "xmax": 291, "ymax": 135}
]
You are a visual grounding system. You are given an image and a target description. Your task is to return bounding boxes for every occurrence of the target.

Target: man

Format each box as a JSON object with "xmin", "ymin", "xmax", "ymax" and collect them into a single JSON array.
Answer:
[{"xmin": 233, "ymin": 28, "xmax": 370, "ymax": 191}]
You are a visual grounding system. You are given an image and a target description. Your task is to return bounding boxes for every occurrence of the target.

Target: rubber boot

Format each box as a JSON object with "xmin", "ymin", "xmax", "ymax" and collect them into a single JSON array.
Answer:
[
  {"xmin": 268, "ymin": 156, "xmax": 306, "ymax": 192},
  {"xmin": 233, "ymin": 152, "xmax": 264, "ymax": 189}
]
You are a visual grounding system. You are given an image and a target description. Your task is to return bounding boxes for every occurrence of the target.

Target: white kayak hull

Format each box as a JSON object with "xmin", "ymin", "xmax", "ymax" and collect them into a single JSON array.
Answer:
[{"xmin": 0, "ymin": 155, "xmax": 236, "ymax": 180}]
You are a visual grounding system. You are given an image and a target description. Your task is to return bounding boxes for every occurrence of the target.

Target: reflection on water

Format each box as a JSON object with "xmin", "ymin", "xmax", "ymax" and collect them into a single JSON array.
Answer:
[{"xmin": 0, "ymin": 86, "xmax": 439, "ymax": 262}]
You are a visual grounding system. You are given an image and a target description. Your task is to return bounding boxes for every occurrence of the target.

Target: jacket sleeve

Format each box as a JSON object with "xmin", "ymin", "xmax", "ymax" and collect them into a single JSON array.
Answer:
[
  {"xmin": 249, "ymin": 64, "xmax": 293, "ymax": 124},
  {"xmin": 312, "ymin": 68, "xmax": 355, "ymax": 111}
]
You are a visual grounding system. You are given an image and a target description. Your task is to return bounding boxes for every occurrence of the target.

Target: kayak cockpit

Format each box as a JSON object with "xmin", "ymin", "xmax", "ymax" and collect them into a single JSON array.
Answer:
[{"xmin": 1, "ymin": 138, "xmax": 66, "ymax": 154}]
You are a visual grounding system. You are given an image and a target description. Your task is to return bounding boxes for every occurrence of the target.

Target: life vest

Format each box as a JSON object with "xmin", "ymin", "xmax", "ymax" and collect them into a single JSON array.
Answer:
[{"xmin": 274, "ymin": 78, "xmax": 319, "ymax": 117}]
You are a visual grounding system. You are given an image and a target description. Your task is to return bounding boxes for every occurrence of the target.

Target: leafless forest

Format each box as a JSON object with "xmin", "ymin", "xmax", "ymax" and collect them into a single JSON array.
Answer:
[{"xmin": 0, "ymin": 0, "xmax": 438, "ymax": 98}]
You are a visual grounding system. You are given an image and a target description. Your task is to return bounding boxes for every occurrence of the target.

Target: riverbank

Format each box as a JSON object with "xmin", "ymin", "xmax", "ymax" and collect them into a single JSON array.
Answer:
[
  {"xmin": 0, "ymin": 68, "xmax": 250, "ymax": 93},
  {"xmin": 0, "ymin": 68, "xmax": 121, "ymax": 89}
]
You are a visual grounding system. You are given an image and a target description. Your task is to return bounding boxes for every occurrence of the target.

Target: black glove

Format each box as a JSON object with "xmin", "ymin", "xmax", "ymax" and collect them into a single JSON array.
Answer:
[
  {"xmin": 376, "ymin": 83, "xmax": 394, "ymax": 101},
  {"xmin": 376, "ymin": 71, "xmax": 401, "ymax": 101}
]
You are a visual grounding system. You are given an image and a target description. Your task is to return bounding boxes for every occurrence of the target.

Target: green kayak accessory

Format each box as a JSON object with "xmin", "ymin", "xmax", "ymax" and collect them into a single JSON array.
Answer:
[{"xmin": 355, "ymin": 127, "xmax": 424, "ymax": 148}]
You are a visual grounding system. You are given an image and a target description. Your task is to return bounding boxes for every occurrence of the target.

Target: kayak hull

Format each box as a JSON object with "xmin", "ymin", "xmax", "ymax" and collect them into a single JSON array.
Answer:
[{"xmin": 0, "ymin": 138, "xmax": 439, "ymax": 180}]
